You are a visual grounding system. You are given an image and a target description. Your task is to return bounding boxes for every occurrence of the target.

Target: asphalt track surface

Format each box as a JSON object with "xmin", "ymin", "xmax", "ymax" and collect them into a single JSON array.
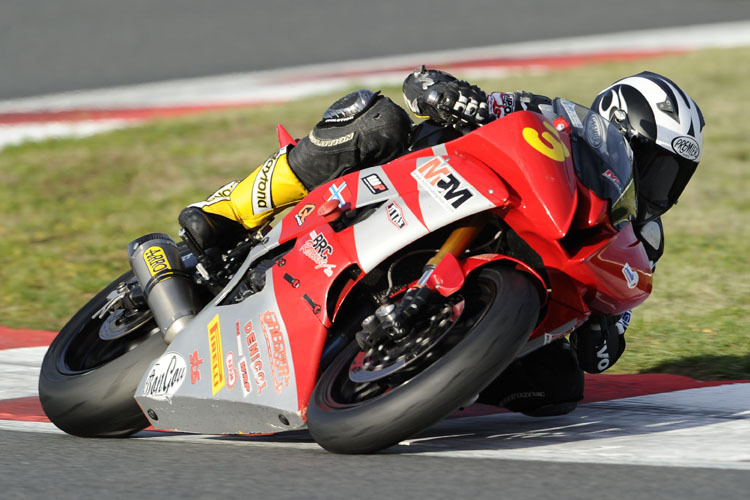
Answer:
[
  {"xmin": 4, "ymin": 0, "xmax": 750, "ymax": 99},
  {"xmin": 2, "ymin": 3, "xmax": 750, "ymax": 499},
  {"xmin": 1, "ymin": 428, "xmax": 747, "ymax": 500}
]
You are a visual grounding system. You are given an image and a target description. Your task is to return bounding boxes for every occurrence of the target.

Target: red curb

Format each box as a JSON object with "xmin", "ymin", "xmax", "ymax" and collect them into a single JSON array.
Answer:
[
  {"xmin": 0, "ymin": 100, "xmax": 286, "ymax": 125},
  {"xmin": 1, "ymin": 376, "xmax": 747, "ymax": 423},
  {"xmin": 581, "ymin": 373, "xmax": 747, "ymax": 403},
  {"xmin": 0, "ymin": 49, "xmax": 683, "ymax": 126},
  {"xmin": 0, "ymin": 396, "xmax": 49, "ymax": 422},
  {"xmin": 314, "ymin": 49, "xmax": 686, "ymax": 82},
  {"xmin": 453, "ymin": 373, "xmax": 748, "ymax": 418},
  {"xmin": 2, "ymin": 325, "xmax": 746, "ymax": 423},
  {"xmin": 0, "ymin": 326, "xmax": 57, "ymax": 350}
]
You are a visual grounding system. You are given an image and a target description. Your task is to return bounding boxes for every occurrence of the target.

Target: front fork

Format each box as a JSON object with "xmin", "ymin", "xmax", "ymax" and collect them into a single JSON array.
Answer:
[{"xmin": 359, "ymin": 213, "xmax": 488, "ymax": 345}]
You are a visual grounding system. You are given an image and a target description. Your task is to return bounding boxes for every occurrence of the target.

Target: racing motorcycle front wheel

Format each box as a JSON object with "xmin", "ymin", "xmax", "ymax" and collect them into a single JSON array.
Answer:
[
  {"xmin": 307, "ymin": 264, "xmax": 540, "ymax": 454},
  {"xmin": 38, "ymin": 270, "xmax": 168, "ymax": 437}
]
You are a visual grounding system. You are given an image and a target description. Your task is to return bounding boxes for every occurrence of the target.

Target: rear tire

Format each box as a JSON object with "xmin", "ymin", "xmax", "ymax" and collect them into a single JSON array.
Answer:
[
  {"xmin": 307, "ymin": 265, "xmax": 540, "ymax": 453},
  {"xmin": 38, "ymin": 271, "xmax": 167, "ymax": 437}
]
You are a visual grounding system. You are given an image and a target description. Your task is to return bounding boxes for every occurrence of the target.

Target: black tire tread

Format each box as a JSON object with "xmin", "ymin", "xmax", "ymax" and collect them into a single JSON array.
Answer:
[
  {"xmin": 38, "ymin": 271, "xmax": 167, "ymax": 437},
  {"xmin": 307, "ymin": 266, "xmax": 540, "ymax": 453}
]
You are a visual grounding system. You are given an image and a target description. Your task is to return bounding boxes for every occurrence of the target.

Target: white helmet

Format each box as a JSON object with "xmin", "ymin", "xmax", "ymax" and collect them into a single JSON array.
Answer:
[{"xmin": 591, "ymin": 72, "xmax": 705, "ymax": 221}]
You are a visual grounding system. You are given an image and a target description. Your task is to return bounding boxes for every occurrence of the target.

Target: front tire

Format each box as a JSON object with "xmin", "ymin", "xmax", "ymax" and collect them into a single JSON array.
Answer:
[
  {"xmin": 38, "ymin": 271, "xmax": 168, "ymax": 437},
  {"xmin": 307, "ymin": 265, "xmax": 540, "ymax": 453}
]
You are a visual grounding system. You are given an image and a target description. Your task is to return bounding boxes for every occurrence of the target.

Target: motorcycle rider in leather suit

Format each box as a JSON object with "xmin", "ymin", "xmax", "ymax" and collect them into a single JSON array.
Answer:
[{"xmin": 178, "ymin": 67, "xmax": 704, "ymax": 416}]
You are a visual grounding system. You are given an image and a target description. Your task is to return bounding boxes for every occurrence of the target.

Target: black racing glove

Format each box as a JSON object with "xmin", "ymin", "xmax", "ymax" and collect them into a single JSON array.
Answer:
[
  {"xmin": 569, "ymin": 312, "xmax": 630, "ymax": 374},
  {"xmin": 403, "ymin": 66, "xmax": 491, "ymax": 131}
]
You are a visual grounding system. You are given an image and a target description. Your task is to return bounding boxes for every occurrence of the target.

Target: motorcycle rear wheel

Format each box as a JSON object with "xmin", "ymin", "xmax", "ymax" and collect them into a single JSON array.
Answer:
[
  {"xmin": 307, "ymin": 265, "xmax": 540, "ymax": 454},
  {"xmin": 38, "ymin": 271, "xmax": 167, "ymax": 437}
]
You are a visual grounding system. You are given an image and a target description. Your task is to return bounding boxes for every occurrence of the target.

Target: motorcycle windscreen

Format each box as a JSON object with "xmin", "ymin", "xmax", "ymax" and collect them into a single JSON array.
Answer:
[{"xmin": 556, "ymin": 99, "xmax": 637, "ymax": 228}]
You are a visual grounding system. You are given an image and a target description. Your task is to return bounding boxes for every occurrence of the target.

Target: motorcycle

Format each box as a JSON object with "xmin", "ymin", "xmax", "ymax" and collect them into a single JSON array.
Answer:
[{"xmin": 38, "ymin": 98, "xmax": 651, "ymax": 453}]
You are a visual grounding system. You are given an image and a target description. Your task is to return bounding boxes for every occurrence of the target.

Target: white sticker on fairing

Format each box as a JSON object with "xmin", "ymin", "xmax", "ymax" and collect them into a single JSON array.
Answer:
[
  {"xmin": 411, "ymin": 157, "xmax": 475, "ymax": 212},
  {"xmin": 386, "ymin": 201, "xmax": 406, "ymax": 228},
  {"xmin": 362, "ymin": 173, "xmax": 389, "ymax": 194},
  {"xmin": 300, "ymin": 230, "xmax": 336, "ymax": 277},
  {"xmin": 560, "ymin": 99, "xmax": 583, "ymax": 129},
  {"xmin": 622, "ymin": 262, "xmax": 639, "ymax": 289},
  {"xmin": 143, "ymin": 352, "xmax": 187, "ymax": 399}
]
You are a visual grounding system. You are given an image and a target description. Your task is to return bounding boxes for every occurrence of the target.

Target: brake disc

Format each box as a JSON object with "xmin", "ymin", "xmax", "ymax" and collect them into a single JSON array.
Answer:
[
  {"xmin": 348, "ymin": 298, "xmax": 463, "ymax": 383},
  {"xmin": 99, "ymin": 308, "xmax": 153, "ymax": 340}
]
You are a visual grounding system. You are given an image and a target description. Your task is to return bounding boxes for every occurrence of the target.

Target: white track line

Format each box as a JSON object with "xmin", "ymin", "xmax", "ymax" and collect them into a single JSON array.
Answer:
[
  {"xmin": 0, "ymin": 347, "xmax": 48, "ymax": 399},
  {"xmin": 2, "ymin": 384, "xmax": 747, "ymax": 469},
  {"xmin": 400, "ymin": 383, "xmax": 750, "ymax": 470},
  {"xmin": 3, "ymin": 345, "xmax": 748, "ymax": 469}
]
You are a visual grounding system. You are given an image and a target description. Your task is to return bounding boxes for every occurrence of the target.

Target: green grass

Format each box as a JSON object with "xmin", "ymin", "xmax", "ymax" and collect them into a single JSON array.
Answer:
[{"xmin": 1, "ymin": 47, "xmax": 748, "ymax": 380}]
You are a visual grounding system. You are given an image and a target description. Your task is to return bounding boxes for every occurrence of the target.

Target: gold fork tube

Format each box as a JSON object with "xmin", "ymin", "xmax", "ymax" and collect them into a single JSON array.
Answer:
[{"xmin": 425, "ymin": 213, "xmax": 488, "ymax": 269}]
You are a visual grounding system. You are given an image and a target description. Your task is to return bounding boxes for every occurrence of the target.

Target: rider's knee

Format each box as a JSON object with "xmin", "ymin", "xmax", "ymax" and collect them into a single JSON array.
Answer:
[{"xmin": 288, "ymin": 89, "xmax": 412, "ymax": 189}]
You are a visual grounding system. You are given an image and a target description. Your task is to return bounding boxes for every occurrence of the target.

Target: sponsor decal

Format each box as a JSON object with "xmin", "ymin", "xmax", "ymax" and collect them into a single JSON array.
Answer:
[
  {"xmin": 235, "ymin": 321, "xmax": 251, "ymax": 396},
  {"xmin": 225, "ymin": 351, "xmax": 237, "ymax": 390},
  {"xmin": 327, "ymin": 181, "xmax": 347, "ymax": 207},
  {"xmin": 208, "ymin": 314, "xmax": 226, "ymax": 395},
  {"xmin": 259, "ymin": 310, "xmax": 291, "ymax": 394},
  {"xmin": 239, "ymin": 360, "xmax": 252, "ymax": 396},
  {"xmin": 671, "ymin": 136, "xmax": 700, "ymax": 161},
  {"xmin": 585, "ymin": 114, "xmax": 604, "ymax": 148},
  {"xmin": 187, "ymin": 180, "xmax": 239, "ymax": 210},
  {"xmin": 499, "ymin": 391, "xmax": 546, "ymax": 406},
  {"xmin": 143, "ymin": 352, "xmax": 187, "ymax": 398},
  {"xmin": 189, "ymin": 350, "xmax": 204, "ymax": 384},
  {"xmin": 308, "ymin": 130, "xmax": 354, "ymax": 148},
  {"xmin": 243, "ymin": 320, "xmax": 267, "ymax": 395},
  {"xmin": 617, "ymin": 310, "xmax": 632, "ymax": 335},
  {"xmin": 294, "ymin": 203, "xmax": 316, "ymax": 226},
  {"xmin": 602, "ymin": 169, "xmax": 622, "ymax": 190},
  {"xmin": 300, "ymin": 230, "xmax": 336, "ymax": 277},
  {"xmin": 143, "ymin": 246, "xmax": 170, "ymax": 276},
  {"xmin": 488, "ymin": 92, "xmax": 515, "ymax": 118},
  {"xmin": 197, "ymin": 181, "xmax": 239, "ymax": 207},
  {"xmin": 560, "ymin": 99, "xmax": 583, "ymax": 128},
  {"xmin": 252, "ymin": 153, "xmax": 277, "ymax": 214},
  {"xmin": 543, "ymin": 332, "xmax": 567, "ymax": 346},
  {"xmin": 411, "ymin": 157, "xmax": 474, "ymax": 210},
  {"xmin": 596, "ymin": 341, "xmax": 611, "ymax": 371},
  {"xmin": 205, "ymin": 180, "xmax": 238, "ymax": 203},
  {"xmin": 386, "ymin": 201, "xmax": 406, "ymax": 229},
  {"xmin": 303, "ymin": 294, "xmax": 322, "ymax": 315},
  {"xmin": 362, "ymin": 173, "xmax": 388, "ymax": 194},
  {"xmin": 622, "ymin": 262, "xmax": 639, "ymax": 289}
]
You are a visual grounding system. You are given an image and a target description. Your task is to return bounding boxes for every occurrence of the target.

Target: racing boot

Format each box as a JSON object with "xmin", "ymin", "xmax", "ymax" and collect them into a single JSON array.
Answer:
[
  {"xmin": 178, "ymin": 146, "xmax": 309, "ymax": 266},
  {"xmin": 477, "ymin": 338, "xmax": 584, "ymax": 417}
]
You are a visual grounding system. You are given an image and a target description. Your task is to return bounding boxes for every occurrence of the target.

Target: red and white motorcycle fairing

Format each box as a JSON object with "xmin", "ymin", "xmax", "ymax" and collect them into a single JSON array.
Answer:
[{"xmin": 134, "ymin": 105, "xmax": 651, "ymax": 436}]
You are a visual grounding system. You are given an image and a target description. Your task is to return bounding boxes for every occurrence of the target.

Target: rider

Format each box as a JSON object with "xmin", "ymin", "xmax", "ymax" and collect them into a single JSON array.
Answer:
[{"xmin": 178, "ymin": 67, "xmax": 704, "ymax": 416}]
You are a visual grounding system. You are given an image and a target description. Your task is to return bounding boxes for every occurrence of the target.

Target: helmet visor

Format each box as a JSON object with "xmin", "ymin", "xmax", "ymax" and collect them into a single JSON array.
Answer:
[{"xmin": 636, "ymin": 147, "xmax": 698, "ymax": 220}]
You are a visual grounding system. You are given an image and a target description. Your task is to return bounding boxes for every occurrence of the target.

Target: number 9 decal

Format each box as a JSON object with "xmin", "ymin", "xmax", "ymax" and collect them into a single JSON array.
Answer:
[{"xmin": 523, "ymin": 121, "xmax": 570, "ymax": 162}]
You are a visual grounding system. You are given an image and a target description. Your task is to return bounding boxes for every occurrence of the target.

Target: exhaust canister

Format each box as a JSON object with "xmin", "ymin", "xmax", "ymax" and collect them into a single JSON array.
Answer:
[{"xmin": 128, "ymin": 233, "xmax": 201, "ymax": 343}]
